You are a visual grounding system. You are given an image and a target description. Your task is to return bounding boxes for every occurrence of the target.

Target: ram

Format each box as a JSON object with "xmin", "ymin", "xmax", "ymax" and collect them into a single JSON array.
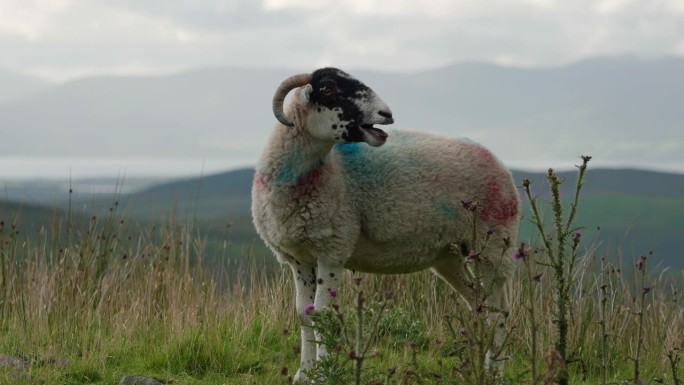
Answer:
[{"xmin": 251, "ymin": 68, "xmax": 521, "ymax": 382}]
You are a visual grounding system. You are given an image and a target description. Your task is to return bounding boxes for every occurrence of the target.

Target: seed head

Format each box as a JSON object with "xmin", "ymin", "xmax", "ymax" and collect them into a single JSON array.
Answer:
[
  {"xmin": 460, "ymin": 199, "xmax": 480, "ymax": 212},
  {"xmin": 513, "ymin": 242, "xmax": 531, "ymax": 260},
  {"xmin": 636, "ymin": 256, "xmax": 647, "ymax": 271}
]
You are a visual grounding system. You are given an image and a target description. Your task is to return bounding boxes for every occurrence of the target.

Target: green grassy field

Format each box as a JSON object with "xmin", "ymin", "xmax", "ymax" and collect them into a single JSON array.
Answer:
[
  {"xmin": 1, "ymin": 165, "xmax": 683, "ymax": 384},
  {"xmin": 0, "ymin": 200, "xmax": 682, "ymax": 385}
]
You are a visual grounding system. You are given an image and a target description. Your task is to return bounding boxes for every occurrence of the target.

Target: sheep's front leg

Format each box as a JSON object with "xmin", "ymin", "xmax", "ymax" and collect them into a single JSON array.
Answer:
[
  {"xmin": 288, "ymin": 262, "xmax": 317, "ymax": 383},
  {"xmin": 313, "ymin": 262, "xmax": 343, "ymax": 360}
]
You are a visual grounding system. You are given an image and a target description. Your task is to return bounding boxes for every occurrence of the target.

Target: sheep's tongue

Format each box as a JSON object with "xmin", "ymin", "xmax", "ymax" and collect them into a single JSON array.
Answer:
[{"xmin": 360, "ymin": 125, "xmax": 388, "ymax": 147}]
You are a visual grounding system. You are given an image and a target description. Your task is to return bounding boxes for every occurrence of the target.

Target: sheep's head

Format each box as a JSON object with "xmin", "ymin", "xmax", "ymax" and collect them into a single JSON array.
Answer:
[{"xmin": 272, "ymin": 68, "xmax": 394, "ymax": 147}]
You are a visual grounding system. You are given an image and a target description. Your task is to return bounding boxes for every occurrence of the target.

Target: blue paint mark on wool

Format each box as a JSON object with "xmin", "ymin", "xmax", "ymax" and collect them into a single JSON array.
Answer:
[
  {"xmin": 458, "ymin": 137, "xmax": 478, "ymax": 145},
  {"xmin": 335, "ymin": 143, "xmax": 360, "ymax": 156},
  {"xmin": 335, "ymin": 143, "xmax": 375, "ymax": 175},
  {"xmin": 275, "ymin": 163, "xmax": 300, "ymax": 184},
  {"xmin": 335, "ymin": 143, "xmax": 388, "ymax": 188},
  {"xmin": 439, "ymin": 202, "xmax": 459, "ymax": 220},
  {"xmin": 274, "ymin": 151, "xmax": 308, "ymax": 184}
]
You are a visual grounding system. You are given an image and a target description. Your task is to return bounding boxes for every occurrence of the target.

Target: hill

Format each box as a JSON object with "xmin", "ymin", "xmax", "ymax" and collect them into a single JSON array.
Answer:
[
  {"xmin": 0, "ymin": 70, "xmax": 53, "ymax": 104},
  {"xmin": 117, "ymin": 168, "xmax": 254, "ymax": 220},
  {"xmin": 120, "ymin": 167, "xmax": 684, "ymax": 269},
  {"xmin": 3, "ymin": 167, "xmax": 683, "ymax": 269},
  {"xmin": 0, "ymin": 200, "xmax": 76, "ymax": 237},
  {"xmin": 0, "ymin": 68, "xmax": 292, "ymax": 158},
  {"xmin": 513, "ymin": 168, "xmax": 684, "ymax": 268}
]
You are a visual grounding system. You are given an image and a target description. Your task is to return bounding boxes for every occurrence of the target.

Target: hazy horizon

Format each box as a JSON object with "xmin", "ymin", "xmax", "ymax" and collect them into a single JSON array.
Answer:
[
  {"xmin": 2, "ymin": 2, "xmax": 682, "ymax": 182},
  {"xmin": 2, "ymin": 154, "xmax": 683, "ymax": 182},
  {"xmin": 5, "ymin": 53, "xmax": 673, "ymax": 85}
]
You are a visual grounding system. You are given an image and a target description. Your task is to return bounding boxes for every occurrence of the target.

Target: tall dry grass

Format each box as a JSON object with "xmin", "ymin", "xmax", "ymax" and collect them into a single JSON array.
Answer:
[
  {"xmin": 0, "ymin": 211, "xmax": 296, "ymax": 383},
  {"xmin": 0, "ymin": 201, "xmax": 682, "ymax": 384}
]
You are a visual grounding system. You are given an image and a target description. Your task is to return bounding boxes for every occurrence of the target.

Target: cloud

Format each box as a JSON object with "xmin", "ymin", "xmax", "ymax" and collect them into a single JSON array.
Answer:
[
  {"xmin": 0, "ymin": 0, "xmax": 73, "ymax": 40},
  {"xmin": 1, "ymin": 0, "xmax": 683, "ymax": 81}
]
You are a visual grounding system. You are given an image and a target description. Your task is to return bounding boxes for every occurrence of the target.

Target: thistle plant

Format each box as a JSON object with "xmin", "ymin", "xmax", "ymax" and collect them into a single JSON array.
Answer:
[
  {"xmin": 306, "ymin": 278, "xmax": 391, "ymax": 385},
  {"xmin": 631, "ymin": 253, "xmax": 651, "ymax": 385},
  {"xmin": 521, "ymin": 155, "xmax": 592, "ymax": 385}
]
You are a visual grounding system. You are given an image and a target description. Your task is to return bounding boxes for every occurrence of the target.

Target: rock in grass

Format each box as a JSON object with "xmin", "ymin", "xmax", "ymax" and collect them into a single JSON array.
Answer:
[
  {"xmin": 44, "ymin": 357, "xmax": 71, "ymax": 368},
  {"xmin": 8, "ymin": 370, "xmax": 30, "ymax": 382},
  {"xmin": 0, "ymin": 355, "xmax": 28, "ymax": 369},
  {"xmin": 119, "ymin": 375, "xmax": 163, "ymax": 385}
]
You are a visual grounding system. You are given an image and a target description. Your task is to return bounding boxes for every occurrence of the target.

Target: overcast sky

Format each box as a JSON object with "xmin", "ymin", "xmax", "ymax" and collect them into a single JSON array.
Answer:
[
  {"xmin": 2, "ymin": 0, "xmax": 684, "ymax": 81},
  {"xmin": 1, "ymin": 0, "xmax": 683, "ymax": 180}
]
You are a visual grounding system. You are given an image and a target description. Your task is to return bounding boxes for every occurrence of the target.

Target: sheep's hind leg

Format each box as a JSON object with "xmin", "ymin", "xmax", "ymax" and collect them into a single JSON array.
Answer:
[
  {"xmin": 287, "ymin": 260, "xmax": 318, "ymax": 383},
  {"xmin": 431, "ymin": 253, "xmax": 511, "ymax": 382},
  {"xmin": 483, "ymin": 291, "xmax": 507, "ymax": 380},
  {"xmin": 476, "ymin": 240, "xmax": 514, "ymax": 382},
  {"xmin": 430, "ymin": 255, "xmax": 477, "ymax": 305}
]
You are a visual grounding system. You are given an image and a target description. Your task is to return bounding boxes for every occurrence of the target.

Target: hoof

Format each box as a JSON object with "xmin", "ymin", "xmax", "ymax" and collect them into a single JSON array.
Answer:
[{"xmin": 293, "ymin": 369, "xmax": 310, "ymax": 384}]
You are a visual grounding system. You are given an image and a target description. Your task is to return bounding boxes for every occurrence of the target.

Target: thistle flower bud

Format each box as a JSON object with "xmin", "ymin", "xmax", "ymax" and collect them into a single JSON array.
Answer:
[
  {"xmin": 304, "ymin": 303, "xmax": 315, "ymax": 315},
  {"xmin": 636, "ymin": 256, "xmax": 647, "ymax": 271}
]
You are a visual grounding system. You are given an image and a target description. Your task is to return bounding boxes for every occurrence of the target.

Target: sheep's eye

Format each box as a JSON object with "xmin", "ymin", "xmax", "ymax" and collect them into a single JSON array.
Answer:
[{"xmin": 321, "ymin": 87, "xmax": 333, "ymax": 97}]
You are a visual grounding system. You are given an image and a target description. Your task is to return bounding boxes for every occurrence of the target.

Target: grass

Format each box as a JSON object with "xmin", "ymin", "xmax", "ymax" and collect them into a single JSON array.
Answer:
[{"xmin": 1, "ymin": 180, "xmax": 683, "ymax": 384}]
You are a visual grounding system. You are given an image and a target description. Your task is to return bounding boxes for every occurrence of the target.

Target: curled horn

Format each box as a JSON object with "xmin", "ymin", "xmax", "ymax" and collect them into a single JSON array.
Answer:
[{"xmin": 272, "ymin": 73, "xmax": 312, "ymax": 127}]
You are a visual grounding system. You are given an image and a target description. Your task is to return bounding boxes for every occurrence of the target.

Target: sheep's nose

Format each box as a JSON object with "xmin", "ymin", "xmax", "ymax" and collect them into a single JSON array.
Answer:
[
  {"xmin": 378, "ymin": 110, "xmax": 394, "ymax": 124},
  {"xmin": 378, "ymin": 110, "xmax": 393, "ymax": 119}
]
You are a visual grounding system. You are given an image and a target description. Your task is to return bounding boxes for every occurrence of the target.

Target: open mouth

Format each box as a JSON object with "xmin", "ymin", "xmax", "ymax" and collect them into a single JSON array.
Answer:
[
  {"xmin": 361, "ymin": 124, "xmax": 388, "ymax": 139},
  {"xmin": 360, "ymin": 124, "xmax": 388, "ymax": 147}
]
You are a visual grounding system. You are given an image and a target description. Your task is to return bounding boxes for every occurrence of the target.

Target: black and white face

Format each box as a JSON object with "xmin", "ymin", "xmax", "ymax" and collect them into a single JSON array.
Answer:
[{"xmin": 295, "ymin": 68, "xmax": 394, "ymax": 147}]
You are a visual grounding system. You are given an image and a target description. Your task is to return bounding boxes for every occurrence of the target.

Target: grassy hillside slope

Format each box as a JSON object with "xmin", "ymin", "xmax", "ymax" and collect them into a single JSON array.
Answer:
[{"xmin": 2, "ymin": 167, "xmax": 683, "ymax": 269}]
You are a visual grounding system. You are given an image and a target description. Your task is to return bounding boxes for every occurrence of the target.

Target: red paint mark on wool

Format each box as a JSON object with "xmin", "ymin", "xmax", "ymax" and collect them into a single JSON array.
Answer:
[
  {"xmin": 481, "ymin": 179, "xmax": 519, "ymax": 226},
  {"xmin": 470, "ymin": 144, "xmax": 518, "ymax": 225},
  {"xmin": 475, "ymin": 145, "xmax": 496, "ymax": 165},
  {"xmin": 253, "ymin": 172, "xmax": 266, "ymax": 189},
  {"xmin": 295, "ymin": 164, "xmax": 328, "ymax": 197}
]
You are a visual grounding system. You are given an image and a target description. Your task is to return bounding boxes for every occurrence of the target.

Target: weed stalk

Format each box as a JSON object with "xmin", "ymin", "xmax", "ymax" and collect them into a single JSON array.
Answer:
[
  {"xmin": 522, "ymin": 250, "xmax": 540, "ymax": 385},
  {"xmin": 522, "ymin": 155, "xmax": 591, "ymax": 385},
  {"xmin": 599, "ymin": 257, "xmax": 609, "ymax": 385},
  {"xmin": 632, "ymin": 254, "xmax": 650, "ymax": 384},
  {"xmin": 666, "ymin": 347, "xmax": 681, "ymax": 385}
]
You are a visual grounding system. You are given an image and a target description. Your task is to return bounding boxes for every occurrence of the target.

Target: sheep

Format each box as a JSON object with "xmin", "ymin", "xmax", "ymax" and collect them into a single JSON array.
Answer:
[{"xmin": 251, "ymin": 67, "xmax": 521, "ymax": 382}]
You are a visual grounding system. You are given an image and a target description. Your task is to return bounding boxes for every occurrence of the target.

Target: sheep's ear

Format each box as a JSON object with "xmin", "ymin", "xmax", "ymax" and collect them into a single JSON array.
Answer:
[{"xmin": 296, "ymin": 84, "xmax": 313, "ymax": 106}]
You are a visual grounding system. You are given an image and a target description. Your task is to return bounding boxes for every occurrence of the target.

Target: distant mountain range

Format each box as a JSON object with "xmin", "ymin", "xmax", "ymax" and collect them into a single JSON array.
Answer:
[
  {"xmin": 0, "ymin": 70, "xmax": 53, "ymax": 104},
  {"xmin": 1, "ymin": 56, "xmax": 683, "ymax": 170},
  {"xmin": 2, "ymin": 167, "xmax": 682, "ymax": 270}
]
